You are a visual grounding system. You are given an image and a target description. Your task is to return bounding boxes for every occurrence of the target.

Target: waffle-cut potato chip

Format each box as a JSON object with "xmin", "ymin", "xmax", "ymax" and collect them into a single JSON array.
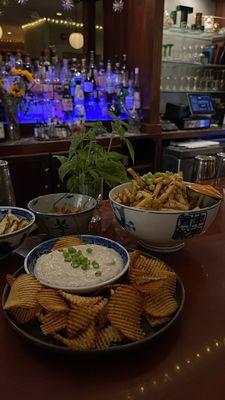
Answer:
[
  {"xmin": 9, "ymin": 306, "xmax": 41, "ymax": 325},
  {"xmin": 54, "ymin": 323, "xmax": 96, "ymax": 350},
  {"xmin": 6, "ymin": 274, "xmax": 16, "ymax": 287},
  {"xmin": 95, "ymin": 304, "xmax": 109, "ymax": 330},
  {"xmin": 134, "ymin": 279, "xmax": 166, "ymax": 294},
  {"xmin": 95, "ymin": 325, "xmax": 123, "ymax": 349},
  {"xmin": 133, "ymin": 255, "xmax": 169, "ymax": 276},
  {"xmin": 108, "ymin": 285, "xmax": 145, "ymax": 341},
  {"xmin": 52, "ymin": 237, "xmax": 84, "ymax": 251},
  {"xmin": 67, "ymin": 306, "xmax": 94, "ymax": 338},
  {"xmin": 67, "ymin": 298, "xmax": 108, "ymax": 338},
  {"xmin": 129, "ymin": 251, "xmax": 141, "ymax": 268},
  {"xmin": 37, "ymin": 289, "xmax": 69, "ymax": 312},
  {"xmin": 145, "ymin": 314, "xmax": 170, "ymax": 327},
  {"xmin": 3, "ymin": 274, "xmax": 43, "ymax": 310},
  {"xmin": 40, "ymin": 312, "xmax": 68, "ymax": 335},
  {"xmin": 59, "ymin": 291, "xmax": 103, "ymax": 307},
  {"xmin": 144, "ymin": 290, "xmax": 178, "ymax": 318},
  {"xmin": 129, "ymin": 268, "xmax": 164, "ymax": 285}
]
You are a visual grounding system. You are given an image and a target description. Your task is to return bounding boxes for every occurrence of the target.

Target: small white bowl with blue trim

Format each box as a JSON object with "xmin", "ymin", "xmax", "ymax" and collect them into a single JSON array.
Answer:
[
  {"xmin": 28, "ymin": 193, "xmax": 97, "ymax": 238},
  {"xmin": 24, "ymin": 235, "xmax": 130, "ymax": 294},
  {"xmin": 0, "ymin": 207, "xmax": 35, "ymax": 259}
]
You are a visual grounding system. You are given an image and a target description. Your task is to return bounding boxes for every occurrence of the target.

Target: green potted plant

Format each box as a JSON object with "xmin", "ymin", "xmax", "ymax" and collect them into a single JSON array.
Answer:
[{"xmin": 56, "ymin": 118, "xmax": 135, "ymax": 200}]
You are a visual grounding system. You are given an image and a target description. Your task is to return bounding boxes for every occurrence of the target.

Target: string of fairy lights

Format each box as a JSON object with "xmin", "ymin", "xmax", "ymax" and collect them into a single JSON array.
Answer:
[
  {"xmin": 122, "ymin": 336, "xmax": 225, "ymax": 398},
  {"xmin": 21, "ymin": 17, "xmax": 103, "ymax": 31}
]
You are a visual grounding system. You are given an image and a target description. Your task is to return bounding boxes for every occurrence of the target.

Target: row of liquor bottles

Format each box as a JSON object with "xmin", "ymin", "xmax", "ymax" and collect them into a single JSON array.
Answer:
[{"xmin": 0, "ymin": 50, "xmax": 142, "ymax": 123}]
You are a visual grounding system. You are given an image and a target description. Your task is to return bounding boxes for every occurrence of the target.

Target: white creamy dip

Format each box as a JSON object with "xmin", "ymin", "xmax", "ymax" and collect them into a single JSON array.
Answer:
[{"xmin": 34, "ymin": 244, "xmax": 124, "ymax": 288}]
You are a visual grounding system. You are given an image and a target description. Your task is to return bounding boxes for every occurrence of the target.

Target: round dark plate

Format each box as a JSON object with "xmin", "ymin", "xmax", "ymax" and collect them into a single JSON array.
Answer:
[{"xmin": 2, "ymin": 252, "xmax": 185, "ymax": 356}]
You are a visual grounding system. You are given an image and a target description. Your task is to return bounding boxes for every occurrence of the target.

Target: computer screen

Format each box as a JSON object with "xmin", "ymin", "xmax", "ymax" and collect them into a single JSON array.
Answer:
[{"xmin": 188, "ymin": 94, "xmax": 215, "ymax": 115}]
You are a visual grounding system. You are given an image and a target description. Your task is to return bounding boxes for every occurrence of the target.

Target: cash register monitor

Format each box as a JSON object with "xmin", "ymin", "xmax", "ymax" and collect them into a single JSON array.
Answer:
[{"xmin": 188, "ymin": 94, "xmax": 215, "ymax": 116}]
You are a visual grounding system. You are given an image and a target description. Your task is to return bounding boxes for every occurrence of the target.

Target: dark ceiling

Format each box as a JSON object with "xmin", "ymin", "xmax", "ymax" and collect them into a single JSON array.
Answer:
[{"xmin": 0, "ymin": 0, "xmax": 83, "ymax": 25}]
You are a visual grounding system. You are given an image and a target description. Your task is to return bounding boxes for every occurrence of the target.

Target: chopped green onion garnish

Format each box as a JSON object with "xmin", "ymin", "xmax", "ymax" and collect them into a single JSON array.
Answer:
[
  {"xmin": 92, "ymin": 260, "xmax": 100, "ymax": 269},
  {"xmin": 95, "ymin": 271, "xmax": 102, "ymax": 277},
  {"xmin": 86, "ymin": 247, "xmax": 93, "ymax": 254}
]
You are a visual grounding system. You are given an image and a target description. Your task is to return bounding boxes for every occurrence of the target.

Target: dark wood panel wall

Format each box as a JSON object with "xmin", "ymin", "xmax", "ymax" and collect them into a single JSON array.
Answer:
[
  {"xmin": 103, "ymin": 0, "xmax": 164, "ymax": 128},
  {"xmin": 215, "ymin": 0, "xmax": 225, "ymax": 17},
  {"xmin": 83, "ymin": 0, "xmax": 96, "ymax": 55}
]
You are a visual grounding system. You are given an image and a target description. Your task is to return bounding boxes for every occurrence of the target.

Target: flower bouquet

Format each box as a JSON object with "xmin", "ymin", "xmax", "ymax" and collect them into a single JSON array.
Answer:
[{"xmin": 0, "ymin": 67, "xmax": 34, "ymax": 140}]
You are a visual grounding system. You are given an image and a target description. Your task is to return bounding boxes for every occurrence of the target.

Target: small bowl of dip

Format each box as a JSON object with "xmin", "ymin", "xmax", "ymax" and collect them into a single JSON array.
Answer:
[{"xmin": 24, "ymin": 235, "xmax": 130, "ymax": 294}]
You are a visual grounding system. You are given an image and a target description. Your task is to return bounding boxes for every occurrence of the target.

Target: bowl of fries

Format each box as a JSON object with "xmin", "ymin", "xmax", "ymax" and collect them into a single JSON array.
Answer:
[
  {"xmin": 0, "ymin": 207, "xmax": 35, "ymax": 259},
  {"xmin": 109, "ymin": 171, "xmax": 222, "ymax": 252},
  {"xmin": 28, "ymin": 193, "xmax": 97, "ymax": 238}
]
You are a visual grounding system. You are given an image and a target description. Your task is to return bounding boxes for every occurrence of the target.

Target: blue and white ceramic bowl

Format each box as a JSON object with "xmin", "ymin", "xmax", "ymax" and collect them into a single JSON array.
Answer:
[
  {"xmin": 109, "ymin": 182, "xmax": 222, "ymax": 252},
  {"xmin": 0, "ymin": 207, "xmax": 35, "ymax": 259},
  {"xmin": 24, "ymin": 235, "xmax": 130, "ymax": 294},
  {"xmin": 28, "ymin": 193, "xmax": 97, "ymax": 238}
]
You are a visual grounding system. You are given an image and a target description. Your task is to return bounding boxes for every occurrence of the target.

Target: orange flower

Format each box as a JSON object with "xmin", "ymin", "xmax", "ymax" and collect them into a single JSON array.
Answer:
[{"xmin": 8, "ymin": 85, "xmax": 25, "ymax": 97}]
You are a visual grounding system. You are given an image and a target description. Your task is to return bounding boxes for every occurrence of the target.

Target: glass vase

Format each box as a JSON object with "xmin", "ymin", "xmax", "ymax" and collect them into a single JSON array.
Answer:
[{"xmin": 8, "ymin": 119, "xmax": 20, "ymax": 141}]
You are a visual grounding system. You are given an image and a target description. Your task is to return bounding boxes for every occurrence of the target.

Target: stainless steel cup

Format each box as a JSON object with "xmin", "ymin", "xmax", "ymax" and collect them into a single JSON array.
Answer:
[
  {"xmin": 216, "ymin": 152, "xmax": 225, "ymax": 178},
  {"xmin": 192, "ymin": 155, "xmax": 216, "ymax": 182},
  {"xmin": 0, "ymin": 160, "xmax": 16, "ymax": 206}
]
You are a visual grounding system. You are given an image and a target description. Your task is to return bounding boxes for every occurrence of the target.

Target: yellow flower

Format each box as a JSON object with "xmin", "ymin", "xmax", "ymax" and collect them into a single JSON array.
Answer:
[
  {"xmin": 11, "ymin": 68, "xmax": 34, "ymax": 83},
  {"xmin": 8, "ymin": 85, "xmax": 25, "ymax": 97},
  {"xmin": 23, "ymin": 70, "xmax": 34, "ymax": 83}
]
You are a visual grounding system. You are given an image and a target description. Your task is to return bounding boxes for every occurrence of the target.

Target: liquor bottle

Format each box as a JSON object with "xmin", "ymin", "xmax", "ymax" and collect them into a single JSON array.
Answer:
[
  {"xmin": 74, "ymin": 79, "xmax": 86, "ymax": 122},
  {"xmin": 133, "ymin": 67, "xmax": 141, "ymax": 113},
  {"xmin": 114, "ymin": 62, "xmax": 122, "ymax": 95},
  {"xmin": 62, "ymin": 83, "xmax": 73, "ymax": 119},
  {"xmin": 81, "ymin": 58, "xmax": 87, "ymax": 82},
  {"xmin": 106, "ymin": 60, "xmax": 115, "ymax": 108},
  {"xmin": 97, "ymin": 61, "xmax": 107, "ymax": 108},
  {"xmin": 121, "ymin": 54, "xmax": 129, "ymax": 88},
  {"xmin": 24, "ymin": 55, "xmax": 32, "ymax": 72},
  {"xmin": 15, "ymin": 52, "xmax": 23, "ymax": 70},
  {"xmin": 125, "ymin": 79, "xmax": 134, "ymax": 111}
]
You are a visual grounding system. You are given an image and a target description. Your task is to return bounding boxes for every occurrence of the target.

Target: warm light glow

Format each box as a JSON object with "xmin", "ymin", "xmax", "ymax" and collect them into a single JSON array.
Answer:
[
  {"xmin": 0, "ymin": 26, "xmax": 3, "ymax": 40},
  {"xmin": 56, "ymin": 12, "xmax": 62, "ymax": 16},
  {"xmin": 69, "ymin": 32, "xmax": 84, "ymax": 49},
  {"xmin": 7, "ymin": 31, "xmax": 12, "ymax": 35},
  {"xmin": 21, "ymin": 17, "xmax": 102, "ymax": 30}
]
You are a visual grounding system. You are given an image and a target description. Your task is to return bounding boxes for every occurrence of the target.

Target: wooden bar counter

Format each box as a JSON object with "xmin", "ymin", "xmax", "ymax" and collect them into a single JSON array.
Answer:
[{"xmin": 1, "ymin": 185, "xmax": 225, "ymax": 399}]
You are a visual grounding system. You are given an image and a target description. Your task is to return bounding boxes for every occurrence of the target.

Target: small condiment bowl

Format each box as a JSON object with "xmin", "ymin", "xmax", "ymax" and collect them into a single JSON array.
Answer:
[
  {"xmin": 24, "ymin": 235, "xmax": 130, "ymax": 294},
  {"xmin": 28, "ymin": 193, "xmax": 97, "ymax": 238},
  {"xmin": 0, "ymin": 207, "xmax": 35, "ymax": 259}
]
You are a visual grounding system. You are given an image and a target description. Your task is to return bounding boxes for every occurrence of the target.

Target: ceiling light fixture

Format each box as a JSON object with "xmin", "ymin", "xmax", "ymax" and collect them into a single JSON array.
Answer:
[{"xmin": 69, "ymin": 32, "xmax": 84, "ymax": 49}]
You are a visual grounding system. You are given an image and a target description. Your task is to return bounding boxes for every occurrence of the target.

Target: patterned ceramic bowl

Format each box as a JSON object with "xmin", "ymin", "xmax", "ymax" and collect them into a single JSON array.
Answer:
[
  {"xmin": 28, "ymin": 193, "xmax": 97, "ymax": 238},
  {"xmin": 24, "ymin": 235, "xmax": 130, "ymax": 294},
  {"xmin": 0, "ymin": 207, "xmax": 35, "ymax": 259},
  {"xmin": 109, "ymin": 183, "xmax": 221, "ymax": 252}
]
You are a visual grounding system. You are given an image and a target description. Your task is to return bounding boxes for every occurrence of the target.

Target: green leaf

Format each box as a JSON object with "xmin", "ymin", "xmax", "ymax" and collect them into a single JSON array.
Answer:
[
  {"xmin": 54, "ymin": 155, "xmax": 68, "ymax": 165},
  {"xmin": 124, "ymin": 138, "xmax": 135, "ymax": 164},
  {"xmin": 107, "ymin": 151, "xmax": 124, "ymax": 161},
  {"xmin": 58, "ymin": 160, "xmax": 74, "ymax": 182}
]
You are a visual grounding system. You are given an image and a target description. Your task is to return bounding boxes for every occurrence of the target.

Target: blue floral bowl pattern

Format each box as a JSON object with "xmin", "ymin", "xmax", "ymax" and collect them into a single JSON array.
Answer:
[
  {"xmin": 0, "ymin": 207, "xmax": 35, "ymax": 259},
  {"xmin": 28, "ymin": 193, "xmax": 97, "ymax": 238},
  {"xmin": 24, "ymin": 235, "xmax": 130, "ymax": 293},
  {"xmin": 109, "ymin": 182, "xmax": 222, "ymax": 252}
]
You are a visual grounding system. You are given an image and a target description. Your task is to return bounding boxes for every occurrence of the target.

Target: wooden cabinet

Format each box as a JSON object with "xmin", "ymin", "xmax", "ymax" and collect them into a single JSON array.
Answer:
[{"xmin": 4, "ymin": 154, "xmax": 52, "ymax": 207}]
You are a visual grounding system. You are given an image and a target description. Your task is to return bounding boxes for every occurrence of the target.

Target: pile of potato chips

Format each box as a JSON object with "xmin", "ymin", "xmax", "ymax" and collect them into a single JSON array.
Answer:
[
  {"xmin": 0, "ymin": 213, "xmax": 29, "ymax": 235},
  {"xmin": 3, "ymin": 251, "xmax": 179, "ymax": 351}
]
